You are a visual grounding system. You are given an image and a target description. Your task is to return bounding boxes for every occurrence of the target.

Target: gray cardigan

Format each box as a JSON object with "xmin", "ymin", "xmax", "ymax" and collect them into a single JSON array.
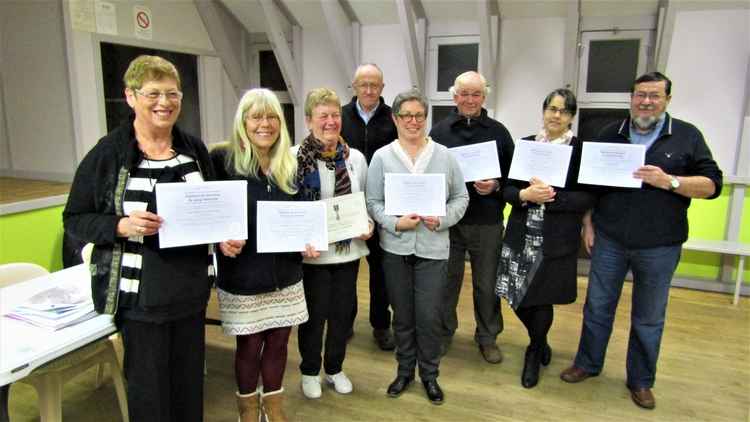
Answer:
[{"xmin": 366, "ymin": 140, "xmax": 469, "ymax": 260}]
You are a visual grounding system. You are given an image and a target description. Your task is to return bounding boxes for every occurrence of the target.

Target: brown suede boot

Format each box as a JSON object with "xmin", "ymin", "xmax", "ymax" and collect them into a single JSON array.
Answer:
[
  {"xmin": 236, "ymin": 391, "xmax": 260, "ymax": 422},
  {"xmin": 261, "ymin": 389, "xmax": 288, "ymax": 422}
]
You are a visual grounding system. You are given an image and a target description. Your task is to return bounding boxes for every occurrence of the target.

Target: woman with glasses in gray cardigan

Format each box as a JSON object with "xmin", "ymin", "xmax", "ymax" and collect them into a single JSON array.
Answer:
[{"xmin": 366, "ymin": 89, "xmax": 468, "ymax": 406}]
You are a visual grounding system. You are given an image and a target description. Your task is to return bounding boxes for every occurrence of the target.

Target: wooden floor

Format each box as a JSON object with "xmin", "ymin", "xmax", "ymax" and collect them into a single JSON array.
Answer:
[
  {"xmin": 6, "ymin": 261, "xmax": 750, "ymax": 421},
  {"xmin": 0, "ymin": 177, "xmax": 70, "ymax": 205}
]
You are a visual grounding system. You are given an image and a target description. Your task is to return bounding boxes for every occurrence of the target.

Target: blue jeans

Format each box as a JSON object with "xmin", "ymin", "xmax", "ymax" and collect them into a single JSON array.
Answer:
[{"xmin": 574, "ymin": 230, "xmax": 680, "ymax": 389}]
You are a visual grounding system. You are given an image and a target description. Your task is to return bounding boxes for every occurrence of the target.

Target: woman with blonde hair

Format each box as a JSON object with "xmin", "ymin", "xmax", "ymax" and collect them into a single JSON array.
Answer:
[{"xmin": 212, "ymin": 88, "xmax": 311, "ymax": 422}]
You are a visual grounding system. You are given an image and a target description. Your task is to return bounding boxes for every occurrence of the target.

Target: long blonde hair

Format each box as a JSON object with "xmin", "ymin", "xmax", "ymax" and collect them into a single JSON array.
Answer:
[{"xmin": 228, "ymin": 88, "xmax": 297, "ymax": 194}]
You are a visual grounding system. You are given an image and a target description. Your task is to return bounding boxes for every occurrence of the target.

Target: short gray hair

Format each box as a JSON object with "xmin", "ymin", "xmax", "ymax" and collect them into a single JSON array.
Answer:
[
  {"xmin": 448, "ymin": 71, "xmax": 491, "ymax": 96},
  {"xmin": 391, "ymin": 89, "xmax": 429, "ymax": 117},
  {"xmin": 353, "ymin": 63, "xmax": 383, "ymax": 82}
]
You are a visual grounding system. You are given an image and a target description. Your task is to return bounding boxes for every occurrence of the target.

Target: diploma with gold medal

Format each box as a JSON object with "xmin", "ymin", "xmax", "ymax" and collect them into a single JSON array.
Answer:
[{"xmin": 324, "ymin": 191, "xmax": 370, "ymax": 243}]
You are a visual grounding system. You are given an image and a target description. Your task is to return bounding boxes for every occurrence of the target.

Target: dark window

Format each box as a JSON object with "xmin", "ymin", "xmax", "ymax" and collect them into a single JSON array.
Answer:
[
  {"xmin": 431, "ymin": 105, "xmax": 454, "ymax": 126},
  {"xmin": 586, "ymin": 39, "xmax": 640, "ymax": 93},
  {"xmin": 100, "ymin": 42, "xmax": 201, "ymax": 137},
  {"xmin": 437, "ymin": 44, "xmax": 478, "ymax": 92},
  {"xmin": 259, "ymin": 50, "xmax": 287, "ymax": 92},
  {"xmin": 577, "ymin": 108, "xmax": 630, "ymax": 141},
  {"xmin": 282, "ymin": 103, "xmax": 295, "ymax": 141}
]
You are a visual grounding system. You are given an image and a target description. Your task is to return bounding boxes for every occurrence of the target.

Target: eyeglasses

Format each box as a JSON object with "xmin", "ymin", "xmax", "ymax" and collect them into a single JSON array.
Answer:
[
  {"xmin": 135, "ymin": 89, "xmax": 183, "ymax": 102},
  {"xmin": 246, "ymin": 115, "xmax": 280, "ymax": 124},
  {"xmin": 544, "ymin": 106, "xmax": 573, "ymax": 117},
  {"xmin": 633, "ymin": 92, "xmax": 666, "ymax": 102},
  {"xmin": 397, "ymin": 113, "xmax": 426, "ymax": 123},
  {"xmin": 354, "ymin": 82, "xmax": 383, "ymax": 91}
]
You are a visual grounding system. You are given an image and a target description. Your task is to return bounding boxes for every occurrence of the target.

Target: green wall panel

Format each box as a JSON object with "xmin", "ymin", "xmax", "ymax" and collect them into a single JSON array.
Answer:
[{"xmin": 0, "ymin": 206, "xmax": 65, "ymax": 272}]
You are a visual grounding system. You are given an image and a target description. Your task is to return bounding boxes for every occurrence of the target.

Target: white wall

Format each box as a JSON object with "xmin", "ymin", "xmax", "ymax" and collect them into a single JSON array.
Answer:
[
  {"xmin": 0, "ymin": 1, "xmax": 77, "ymax": 180},
  {"xmin": 495, "ymin": 16, "xmax": 566, "ymax": 139},
  {"xmin": 0, "ymin": 0, "xmax": 231, "ymax": 181},
  {"xmin": 665, "ymin": 8, "xmax": 750, "ymax": 175},
  {"xmin": 0, "ymin": 12, "xmax": 7, "ymax": 172},
  {"xmin": 360, "ymin": 24, "xmax": 411, "ymax": 107},
  {"xmin": 66, "ymin": 0, "xmax": 222, "ymax": 162},
  {"xmin": 299, "ymin": 29, "xmax": 350, "ymax": 142}
]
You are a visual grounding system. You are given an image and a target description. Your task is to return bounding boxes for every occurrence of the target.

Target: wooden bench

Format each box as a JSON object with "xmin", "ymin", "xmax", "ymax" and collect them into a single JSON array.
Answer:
[{"xmin": 682, "ymin": 239, "xmax": 750, "ymax": 305}]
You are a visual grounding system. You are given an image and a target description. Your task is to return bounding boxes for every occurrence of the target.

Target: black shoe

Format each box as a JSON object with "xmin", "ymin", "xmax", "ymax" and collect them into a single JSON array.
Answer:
[
  {"xmin": 521, "ymin": 346, "xmax": 542, "ymax": 389},
  {"xmin": 422, "ymin": 379, "xmax": 444, "ymax": 405},
  {"xmin": 387, "ymin": 376, "xmax": 413, "ymax": 397},
  {"xmin": 373, "ymin": 329, "xmax": 396, "ymax": 351},
  {"xmin": 541, "ymin": 343, "xmax": 552, "ymax": 366}
]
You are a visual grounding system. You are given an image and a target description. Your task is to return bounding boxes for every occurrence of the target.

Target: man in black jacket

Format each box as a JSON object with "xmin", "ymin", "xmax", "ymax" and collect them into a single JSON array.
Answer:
[
  {"xmin": 430, "ymin": 71, "xmax": 514, "ymax": 364},
  {"xmin": 560, "ymin": 72, "xmax": 723, "ymax": 410},
  {"xmin": 341, "ymin": 63, "xmax": 398, "ymax": 350}
]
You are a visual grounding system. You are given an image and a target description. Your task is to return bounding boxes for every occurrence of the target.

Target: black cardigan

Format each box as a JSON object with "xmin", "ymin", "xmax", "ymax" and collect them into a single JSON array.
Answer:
[
  {"xmin": 63, "ymin": 117, "xmax": 215, "ymax": 315},
  {"xmin": 503, "ymin": 136, "xmax": 596, "ymax": 258},
  {"xmin": 210, "ymin": 147, "xmax": 303, "ymax": 295},
  {"xmin": 340, "ymin": 96, "xmax": 398, "ymax": 163}
]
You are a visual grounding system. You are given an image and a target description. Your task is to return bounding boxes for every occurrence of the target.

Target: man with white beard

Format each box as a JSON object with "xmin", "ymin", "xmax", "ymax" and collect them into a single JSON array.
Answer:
[{"xmin": 560, "ymin": 72, "xmax": 723, "ymax": 410}]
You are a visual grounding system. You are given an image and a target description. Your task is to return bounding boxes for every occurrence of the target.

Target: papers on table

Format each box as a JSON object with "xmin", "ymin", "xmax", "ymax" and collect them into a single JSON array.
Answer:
[
  {"xmin": 384, "ymin": 173, "xmax": 446, "ymax": 216},
  {"xmin": 156, "ymin": 180, "xmax": 248, "ymax": 248},
  {"xmin": 4, "ymin": 284, "xmax": 96, "ymax": 330},
  {"xmin": 256, "ymin": 201, "xmax": 328, "ymax": 253},
  {"xmin": 578, "ymin": 142, "xmax": 645, "ymax": 188},
  {"xmin": 508, "ymin": 140, "xmax": 573, "ymax": 188},
  {"xmin": 325, "ymin": 192, "xmax": 370, "ymax": 243},
  {"xmin": 449, "ymin": 140, "xmax": 502, "ymax": 182}
]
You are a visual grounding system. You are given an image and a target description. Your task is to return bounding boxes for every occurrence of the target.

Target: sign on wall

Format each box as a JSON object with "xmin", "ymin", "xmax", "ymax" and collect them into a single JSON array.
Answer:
[{"xmin": 133, "ymin": 5, "xmax": 152, "ymax": 40}]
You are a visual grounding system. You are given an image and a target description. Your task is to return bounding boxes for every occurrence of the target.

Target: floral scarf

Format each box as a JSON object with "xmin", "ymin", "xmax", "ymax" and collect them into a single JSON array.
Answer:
[{"xmin": 296, "ymin": 132, "xmax": 352, "ymax": 253}]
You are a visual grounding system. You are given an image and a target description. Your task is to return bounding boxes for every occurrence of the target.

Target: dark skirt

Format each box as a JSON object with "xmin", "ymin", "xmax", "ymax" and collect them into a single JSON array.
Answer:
[{"xmin": 519, "ymin": 251, "xmax": 578, "ymax": 307}]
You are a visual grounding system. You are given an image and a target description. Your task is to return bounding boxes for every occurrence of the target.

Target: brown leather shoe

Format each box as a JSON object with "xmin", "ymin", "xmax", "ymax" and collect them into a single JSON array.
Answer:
[
  {"xmin": 630, "ymin": 387, "xmax": 655, "ymax": 409},
  {"xmin": 479, "ymin": 343, "xmax": 503, "ymax": 364},
  {"xmin": 559, "ymin": 366, "xmax": 595, "ymax": 383}
]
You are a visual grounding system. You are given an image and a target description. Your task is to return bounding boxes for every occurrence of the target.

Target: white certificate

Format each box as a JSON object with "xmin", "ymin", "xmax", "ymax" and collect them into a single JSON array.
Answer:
[
  {"xmin": 578, "ymin": 142, "xmax": 645, "ymax": 188},
  {"xmin": 325, "ymin": 192, "xmax": 370, "ymax": 243},
  {"xmin": 449, "ymin": 140, "xmax": 502, "ymax": 182},
  {"xmin": 256, "ymin": 201, "xmax": 328, "ymax": 253},
  {"xmin": 384, "ymin": 173, "xmax": 446, "ymax": 216},
  {"xmin": 155, "ymin": 181, "xmax": 248, "ymax": 248},
  {"xmin": 508, "ymin": 140, "xmax": 573, "ymax": 188}
]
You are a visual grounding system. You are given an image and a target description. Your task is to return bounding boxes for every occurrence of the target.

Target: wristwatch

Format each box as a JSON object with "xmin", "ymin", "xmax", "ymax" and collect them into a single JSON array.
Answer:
[{"xmin": 669, "ymin": 176, "xmax": 680, "ymax": 191}]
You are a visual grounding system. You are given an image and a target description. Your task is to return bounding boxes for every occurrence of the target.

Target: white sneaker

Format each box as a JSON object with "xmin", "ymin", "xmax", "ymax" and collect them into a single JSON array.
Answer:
[
  {"xmin": 325, "ymin": 371, "xmax": 353, "ymax": 394},
  {"xmin": 301, "ymin": 375, "xmax": 322, "ymax": 399}
]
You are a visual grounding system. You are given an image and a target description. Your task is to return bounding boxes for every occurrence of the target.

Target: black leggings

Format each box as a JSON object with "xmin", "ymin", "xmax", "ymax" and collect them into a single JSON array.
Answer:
[{"xmin": 514, "ymin": 304, "xmax": 553, "ymax": 349}]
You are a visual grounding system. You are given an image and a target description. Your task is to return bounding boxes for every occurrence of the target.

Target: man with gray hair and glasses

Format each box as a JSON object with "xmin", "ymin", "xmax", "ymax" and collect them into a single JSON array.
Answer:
[
  {"xmin": 341, "ymin": 63, "xmax": 398, "ymax": 351},
  {"xmin": 429, "ymin": 71, "xmax": 514, "ymax": 364}
]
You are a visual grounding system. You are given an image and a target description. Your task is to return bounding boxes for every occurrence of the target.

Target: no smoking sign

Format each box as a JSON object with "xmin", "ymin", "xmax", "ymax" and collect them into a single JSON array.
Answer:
[{"xmin": 133, "ymin": 5, "xmax": 152, "ymax": 40}]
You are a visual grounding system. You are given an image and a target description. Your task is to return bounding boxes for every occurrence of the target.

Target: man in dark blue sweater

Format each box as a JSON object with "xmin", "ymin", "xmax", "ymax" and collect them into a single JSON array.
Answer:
[
  {"xmin": 430, "ymin": 71, "xmax": 514, "ymax": 364},
  {"xmin": 560, "ymin": 72, "xmax": 723, "ymax": 411}
]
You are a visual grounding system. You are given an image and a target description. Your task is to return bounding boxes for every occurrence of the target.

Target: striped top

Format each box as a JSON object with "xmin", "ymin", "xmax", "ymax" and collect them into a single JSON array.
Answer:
[{"xmin": 119, "ymin": 153, "xmax": 215, "ymax": 310}]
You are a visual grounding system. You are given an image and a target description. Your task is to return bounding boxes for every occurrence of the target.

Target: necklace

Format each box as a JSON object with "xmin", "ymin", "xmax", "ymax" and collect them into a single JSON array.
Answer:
[{"xmin": 142, "ymin": 149, "xmax": 180, "ymax": 191}]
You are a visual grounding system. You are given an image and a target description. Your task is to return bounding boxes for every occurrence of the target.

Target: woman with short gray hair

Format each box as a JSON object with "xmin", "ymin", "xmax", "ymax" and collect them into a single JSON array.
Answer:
[{"xmin": 366, "ymin": 89, "xmax": 468, "ymax": 405}]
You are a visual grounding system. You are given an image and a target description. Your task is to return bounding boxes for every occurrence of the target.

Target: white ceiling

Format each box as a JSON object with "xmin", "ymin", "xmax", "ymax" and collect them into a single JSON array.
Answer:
[{"xmin": 221, "ymin": 0, "xmax": 748, "ymax": 32}]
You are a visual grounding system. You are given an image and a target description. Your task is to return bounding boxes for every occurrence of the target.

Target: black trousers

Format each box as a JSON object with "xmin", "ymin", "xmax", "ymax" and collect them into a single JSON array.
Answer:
[
  {"xmin": 119, "ymin": 310, "xmax": 206, "ymax": 422},
  {"xmin": 351, "ymin": 231, "xmax": 392, "ymax": 330},
  {"xmin": 383, "ymin": 253, "xmax": 446, "ymax": 381},
  {"xmin": 298, "ymin": 261, "xmax": 359, "ymax": 375}
]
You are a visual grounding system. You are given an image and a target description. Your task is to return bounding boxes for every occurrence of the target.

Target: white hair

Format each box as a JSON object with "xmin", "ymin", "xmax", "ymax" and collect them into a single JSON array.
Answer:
[{"xmin": 449, "ymin": 71, "xmax": 491, "ymax": 96}]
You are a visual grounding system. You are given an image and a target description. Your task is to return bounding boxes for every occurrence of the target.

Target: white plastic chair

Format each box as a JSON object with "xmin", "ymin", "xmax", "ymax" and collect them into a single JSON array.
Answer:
[{"xmin": 0, "ymin": 260, "xmax": 129, "ymax": 422}]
